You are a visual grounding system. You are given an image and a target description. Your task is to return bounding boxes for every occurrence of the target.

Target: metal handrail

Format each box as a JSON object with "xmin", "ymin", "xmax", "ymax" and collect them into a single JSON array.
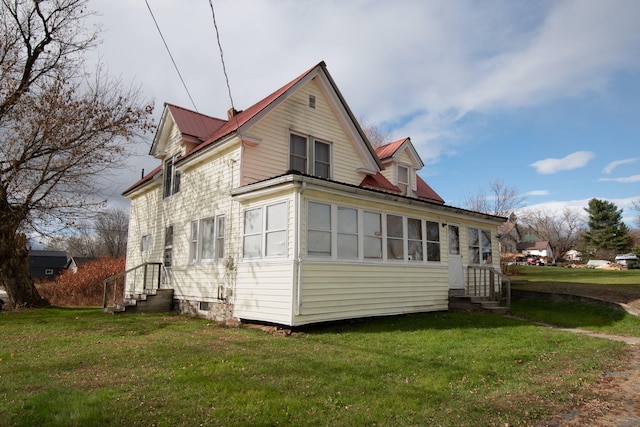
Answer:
[
  {"xmin": 103, "ymin": 262, "xmax": 162, "ymax": 308},
  {"xmin": 466, "ymin": 265, "xmax": 511, "ymax": 308}
]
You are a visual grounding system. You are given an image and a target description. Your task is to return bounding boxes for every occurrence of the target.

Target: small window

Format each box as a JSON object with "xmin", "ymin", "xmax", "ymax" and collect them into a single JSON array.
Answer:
[
  {"xmin": 199, "ymin": 301, "xmax": 210, "ymax": 311},
  {"xmin": 309, "ymin": 94, "xmax": 316, "ymax": 108},
  {"xmin": 44, "ymin": 269, "xmax": 54, "ymax": 276},
  {"xmin": 216, "ymin": 216, "xmax": 225, "ymax": 260}
]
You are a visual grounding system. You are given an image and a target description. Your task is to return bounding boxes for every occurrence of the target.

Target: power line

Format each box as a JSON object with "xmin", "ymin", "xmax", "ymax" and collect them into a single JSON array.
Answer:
[
  {"xmin": 208, "ymin": 0, "xmax": 236, "ymax": 112},
  {"xmin": 144, "ymin": 0, "xmax": 198, "ymax": 111}
]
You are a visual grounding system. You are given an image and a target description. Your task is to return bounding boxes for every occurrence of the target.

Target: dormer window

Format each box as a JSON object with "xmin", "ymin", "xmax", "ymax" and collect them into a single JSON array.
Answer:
[
  {"xmin": 397, "ymin": 165, "xmax": 409, "ymax": 195},
  {"xmin": 163, "ymin": 156, "xmax": 181, "ymax": 198}
]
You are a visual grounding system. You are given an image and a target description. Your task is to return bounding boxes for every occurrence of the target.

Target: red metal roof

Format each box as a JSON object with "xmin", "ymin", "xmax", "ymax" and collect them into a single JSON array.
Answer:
[
  {"xmin": 359, "ymin": 172, "xmax": 402, "ymax": 194},
  {"xmin": 166, "ymin": 103, "xmax": 226, "ymax": 141},
  {"xmin": 374, "ymin": 138, "xmax": 408, "ymax": 160},
  {"xmin": 415, "ymin": 175, "xmax": 445, "ymax": 204}
]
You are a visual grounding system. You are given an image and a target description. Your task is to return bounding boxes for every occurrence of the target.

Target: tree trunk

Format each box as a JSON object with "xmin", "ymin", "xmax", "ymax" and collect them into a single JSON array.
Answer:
[{"xmin": 0, "ymin": 232, "xmax": 49, "ymax": 308}]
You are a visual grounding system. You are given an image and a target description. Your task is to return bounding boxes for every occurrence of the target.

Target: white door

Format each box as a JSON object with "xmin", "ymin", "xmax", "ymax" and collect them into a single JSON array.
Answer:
[{"xmin": 447, "ymin": 225, "xmax": 464, "ymax": 289}]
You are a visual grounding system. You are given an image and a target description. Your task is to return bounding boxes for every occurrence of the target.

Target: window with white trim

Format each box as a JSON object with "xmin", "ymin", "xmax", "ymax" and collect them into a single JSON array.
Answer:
[
  {"xmin": 164, "ymin": 225, "xmax": 173, "ymax": 267},
  {"xmin": 242, "ymin": 202, "xmax": 288, "ymax": 259},
  {"xmin": 289, "ymin": 133, "xmax": 332, "ymax": 178},
  {"xmin": 397, "ymin": 165, "xmax": 409, "ymax": 195},
  {"xmin": 190, "ymin": 215, "xmax": 225, "ymax": 263},
  {"xmin": 141, "ymin": 234, "xmax": 152, "ymax": 253},
  {"xmin": 468, "ymin": 227, "xmax": 492, "ymax": 265},
  {"xmin": 163, "ymin": 156, "xmax": 181, "ymax": 198}
]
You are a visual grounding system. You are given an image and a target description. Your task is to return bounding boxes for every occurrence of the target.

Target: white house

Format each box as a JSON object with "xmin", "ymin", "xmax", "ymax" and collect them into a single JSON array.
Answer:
[{"xmin": 122, "ymin": 61, "xmax": 506, "ymax": 326}]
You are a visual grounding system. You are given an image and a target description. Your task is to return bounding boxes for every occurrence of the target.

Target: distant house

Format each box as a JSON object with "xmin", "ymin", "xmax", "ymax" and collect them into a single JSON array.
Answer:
[
  {"xmin": 122, "ymin": 61, "xmax": 507, "ymax": 326},
  {"xmin": 497, "ymin": 221, "xmax": 520, "ymax": 254},
  {"xmin": 28, "ymin": 250, "xmax": 69, "ymax": 280},
  {"xmin": 516, "ymin": 241, "xmax": 553, "ymax": 260},
  {"xmin": 566, "ymin": 249, "xmax": 581, "ymax": 261}
]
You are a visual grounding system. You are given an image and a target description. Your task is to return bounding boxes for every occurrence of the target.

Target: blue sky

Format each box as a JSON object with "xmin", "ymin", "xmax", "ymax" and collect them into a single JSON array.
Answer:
[{"xmin": 91, "ymin": 0, "xmax": 640, "ymax": 225}]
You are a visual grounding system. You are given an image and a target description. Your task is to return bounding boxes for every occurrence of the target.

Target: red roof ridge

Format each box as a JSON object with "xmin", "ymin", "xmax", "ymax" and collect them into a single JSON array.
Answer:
[{"xmin": 375, "ymin": 137, "xmax": 409, "ymax": 160}]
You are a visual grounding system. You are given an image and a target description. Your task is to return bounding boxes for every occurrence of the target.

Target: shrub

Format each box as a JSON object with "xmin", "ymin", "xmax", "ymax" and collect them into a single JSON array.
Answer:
[{"xmin": 37, "ymin": 256, "xmax": 125, "ymax": 306}]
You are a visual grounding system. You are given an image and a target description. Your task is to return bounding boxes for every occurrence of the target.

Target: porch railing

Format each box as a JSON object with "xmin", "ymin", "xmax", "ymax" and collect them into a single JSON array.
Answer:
[
  {"xmin": 466, "ymin": 265, "xmax": 511, "ymax": 308},
  {"xmin": 103, "ymin": 262, "xmax": 163, "ymax": 309}
]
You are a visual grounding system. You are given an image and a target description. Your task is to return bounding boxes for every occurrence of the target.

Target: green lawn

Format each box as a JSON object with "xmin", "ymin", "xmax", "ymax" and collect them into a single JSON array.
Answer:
[{"xmin": 0, "ymin": 308, "xmax": 628, "ymax": 426}]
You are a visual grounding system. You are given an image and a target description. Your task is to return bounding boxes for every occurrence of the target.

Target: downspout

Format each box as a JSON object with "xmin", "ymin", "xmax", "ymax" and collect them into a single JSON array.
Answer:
[{"xmin": 294, "ymin": 181, "xmax": 307, "ymax": 316}]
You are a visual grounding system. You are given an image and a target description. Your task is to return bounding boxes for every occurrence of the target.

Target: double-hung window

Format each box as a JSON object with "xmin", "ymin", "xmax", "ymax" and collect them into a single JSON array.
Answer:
[
  {"xmin": 468, "ymin": 227, "xmax": 492, "ymax": 264},
  {"xmin": 243, "ymin": 202, "xmax": 288, "ymax": 259},
  {"xmin": 289, "ymin": 133, "xmax": 331, "ymax": 178},
  {"xmin": 190, "ymin": 216, "xmax": 225, "ymax": 263},
  {"xmin": 164, "ymin": 225, "xmax": 174, "ymax": 267},
  {"xmin": 163, "ymin": 156, "xmax": 181, "ymax": 198},
  {"xmin": 141, "ymin": 234, "xmax": 152, "ymax": 253}
]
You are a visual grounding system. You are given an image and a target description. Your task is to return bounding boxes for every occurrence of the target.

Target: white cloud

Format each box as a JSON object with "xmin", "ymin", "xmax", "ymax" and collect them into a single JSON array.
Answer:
[
  {"xmin": 526, "ymin": 190, "xmax": 550, "ymax": 196},
  {"xmin": 599, "ymin": 175, "xmax": 640, "ymax": 183},
  {"xmin": 530, "ymin": 151, "xmax": 595, "ymax": 174},
  {"xmin": 602, "ymin": 158, "xmax": 638, "ymax": 174}
]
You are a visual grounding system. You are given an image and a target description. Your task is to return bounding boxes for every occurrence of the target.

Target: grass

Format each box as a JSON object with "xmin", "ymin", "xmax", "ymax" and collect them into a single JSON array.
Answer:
[
  {"xmin": 508, "ymin": 264, "xmax": 640, "ymax": 285},
  {"xmin": 0, "ymin": 308, "xmax": 628, "ymax": 426}
]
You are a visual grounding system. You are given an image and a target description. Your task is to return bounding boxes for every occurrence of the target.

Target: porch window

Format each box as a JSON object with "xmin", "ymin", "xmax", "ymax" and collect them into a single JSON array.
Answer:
[
  {"xmin": 307, "ymin": 201, "xmax": 331, "ymax": 256},
  {"xmin": 426, "ymin": 221, "xmax": 441, "ymax": 262},
  {"xmin": 468, "ymin": 227, "xmax": 492, "ymax": 265},
  {"xmin": 363, "ymin": 211, "xmax": 382, "ymax": 259},
  {"xmin": 397, "ymin": 165, "xmax": 409, "ymax": 195},
  {"xmin": 164, "ymin": 225, "xmax": 173, "ymax": 267},
  {"xmin": 407, "ymin": 218, "xmax": 423, "ymax": 261},
  {"xmin": 386, "ymin": 214, "xmax": 404, "ymax": 260},
  {"xmin": 163, "ymin": 156, "xmax": 181, "ymax": 198},
  {"xmin": 243, "ymin": 208, "xmax": 263, "ymax": 258},
  {"xmin": 338, "ymin": 207, "xmax": 358, "ymax": 259},
  {"xmin": 266, "ymin": 203, "xmax": 287, "ymax": 257},
  {"xmin": 243, "ymin": 203, "xmax": 288, "ymax": 259}
]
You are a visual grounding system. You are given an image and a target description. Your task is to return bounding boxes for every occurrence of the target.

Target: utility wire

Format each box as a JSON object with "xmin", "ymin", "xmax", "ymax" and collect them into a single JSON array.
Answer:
[
  {"xmin": 144, "ymin": 0, "xmax": 199, "ymax": 111},
  {"xmin": 208, "ymin": 0, "xmax": 236, "ymax": 113}
]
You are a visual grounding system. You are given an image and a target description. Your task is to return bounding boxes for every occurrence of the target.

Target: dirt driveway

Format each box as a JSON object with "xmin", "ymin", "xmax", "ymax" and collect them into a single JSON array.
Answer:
[{"xmin": 512, "ymin": 282, "xmax": 640, "ymax": 426}]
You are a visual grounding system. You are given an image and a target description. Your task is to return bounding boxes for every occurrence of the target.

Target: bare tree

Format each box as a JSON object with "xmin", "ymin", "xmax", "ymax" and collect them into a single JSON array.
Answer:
[
  {"xmin": 519, "ymin": 208, "xmax": 586, "ymax": 260},
  {"xmin": 94, "ymin": 208, "xmax": 129, "ymax": 258},
  {"xmin": 360, "ymin": 116, "xmax": 392, "ymax": 148},
  {"xmin": 0, "ymin": 0, "xmax": 153, "ymax": 307},
  {"xmin": 462, "ymin": 178, "xmax": 526, "ymax": 218}
]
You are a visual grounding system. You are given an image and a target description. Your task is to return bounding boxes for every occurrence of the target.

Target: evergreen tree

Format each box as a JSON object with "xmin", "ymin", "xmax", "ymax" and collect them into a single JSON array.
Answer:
[{"xmin": 583, "ymin": 198, "xmax": 633, "ymax": 259}]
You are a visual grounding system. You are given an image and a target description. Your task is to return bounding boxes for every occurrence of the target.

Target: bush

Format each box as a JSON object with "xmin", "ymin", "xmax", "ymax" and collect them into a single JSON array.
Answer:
[{"xmin": 37, "ymin": 256, "xmax": 125, "ymax": 306}]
